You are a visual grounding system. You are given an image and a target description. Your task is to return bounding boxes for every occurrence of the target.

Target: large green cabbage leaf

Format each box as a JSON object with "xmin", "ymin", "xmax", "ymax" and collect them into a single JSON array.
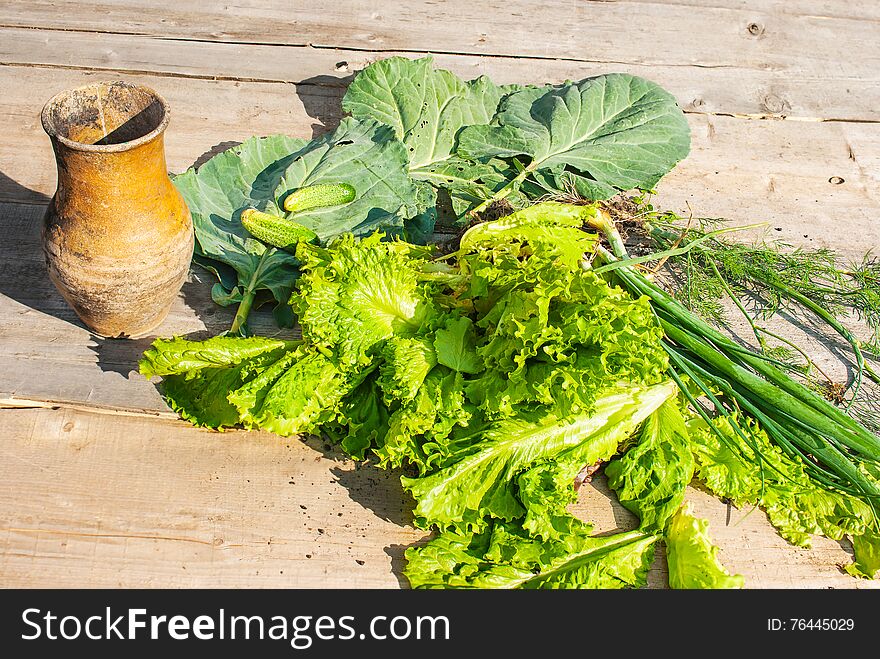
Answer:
[
  {"xmin": 341, "ymin": 56, "xmax": 526, "ymax": 218},
  {"xmin": 458, "ymin": 73, "xmax": 691, "ymax": 200},
  {"xmin": 341, "ymin": 56, "xmax": 515, "ymax": 171}
]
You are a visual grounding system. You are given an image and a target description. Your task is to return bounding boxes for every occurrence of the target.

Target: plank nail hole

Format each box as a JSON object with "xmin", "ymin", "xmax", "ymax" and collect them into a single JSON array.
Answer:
[
  {"xmin": 828, "ymin": 176, "xmax": 845, "ymax": 185},
  {"xmin": 334, "ymin": 61, "xmax": 348, "ymax": 72},
  {"xmin": 747, "ymin": 22, "xmax": 764, "ymax": 36}
]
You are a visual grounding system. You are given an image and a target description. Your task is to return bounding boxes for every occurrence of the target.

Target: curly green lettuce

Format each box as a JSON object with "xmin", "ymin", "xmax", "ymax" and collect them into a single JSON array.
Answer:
[
  {"xmin": 405, "ymin": 519, "xmax": 657, "ymax": 589},
  {"xmin": 606, "ymin": 398, "xmax": 694, "ymax": 533},
  {"xmin": 688, "ymin": 414, "xmax": 875, "ymax": 547},
  {"xmin": 403, "ymin": 380, "xmax": 676, "ymax": 533},
  {"xmin": 666, "ymin": 503, "xmax": 744, "ymax": 589},
  {"xmin": 140, "ymin": 202, "xmax": 736, "ymax": 589},
  {"xmin": 293, "ymin": 233, "xmax": 434, "ymax": 367},
  {"xmin": 846, "ymin": 531, "xmax": 880, "ymax": 579}
]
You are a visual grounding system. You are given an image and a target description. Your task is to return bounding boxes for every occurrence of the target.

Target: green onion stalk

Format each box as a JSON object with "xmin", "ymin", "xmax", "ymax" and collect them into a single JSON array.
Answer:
[{"xmin": 585, "ymin": 212, "xmax": 880, "ymax": 522}]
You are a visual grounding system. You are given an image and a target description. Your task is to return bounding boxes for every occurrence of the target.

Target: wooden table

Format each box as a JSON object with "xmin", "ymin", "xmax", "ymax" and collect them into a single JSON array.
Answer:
[{"xmin": 1, "ymin": 0, "xmax": 878, "ymax": 589}]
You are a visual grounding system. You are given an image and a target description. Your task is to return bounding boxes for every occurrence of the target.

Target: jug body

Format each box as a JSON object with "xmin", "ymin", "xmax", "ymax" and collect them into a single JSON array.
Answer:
[{"xmin": 41, "ymin": 81, "xmax": 192, "ymax": 338}]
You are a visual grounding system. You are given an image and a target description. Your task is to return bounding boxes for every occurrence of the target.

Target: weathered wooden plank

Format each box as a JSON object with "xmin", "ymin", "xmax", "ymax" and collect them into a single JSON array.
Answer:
[
  {"xmin": 1, "ymin": 0, "xmax": 878, "ymax": 80},
  {"xmin": 603, "ymin": 0, "xmax": 880, "ymax": 21},
  {"xmin": 0, "ymin": 406, "xmax": 423, "ymax": 588},
  {"xmin": 658, "ymin": 113, "xmax": 880, "ymax": 255},
  {"xmin": 841, "ymin": 122, "xmax": 880, "ymax": 206},
  {"xmin": 2, "ymin": 26, "xmax": 877, "ymax": 121},
  {"xmin": 0, "ymin": 405, "xmax": 873, "ymax": 588}
]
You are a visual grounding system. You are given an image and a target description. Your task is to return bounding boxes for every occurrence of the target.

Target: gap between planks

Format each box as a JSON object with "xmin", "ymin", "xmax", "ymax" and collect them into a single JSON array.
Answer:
[{"xmin": 0, "ymin": 396, "xmax": 179, "ymax": 421}]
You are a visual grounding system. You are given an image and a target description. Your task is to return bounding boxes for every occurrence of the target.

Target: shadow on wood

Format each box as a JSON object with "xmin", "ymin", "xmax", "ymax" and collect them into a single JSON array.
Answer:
[
  {"xmin": 0, "ymin": 187, "xmax": 89, "ymax": 328},
  {"xmin": 0, "ymin": 170, "xmax": 51, "ymax": 206},
  {"xmin": 384, "ymin": 537, "xmax": 435, "ymax": 589},
  {"xmin": 328, "ymin": 459, "xmax": 415, "ymax": 529},
  {"xmin": 295, "ymin": 74, "xmax": 351, "ymax": 139}
]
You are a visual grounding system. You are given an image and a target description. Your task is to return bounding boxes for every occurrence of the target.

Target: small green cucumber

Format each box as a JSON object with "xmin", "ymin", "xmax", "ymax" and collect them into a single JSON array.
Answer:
[
  {"xmin": 240, "ymin": 208, "xmax": 318, "ymax": 251},
  {"xmin": 283, "ymin": 182, "xmax": 356, "ymax": 213}
]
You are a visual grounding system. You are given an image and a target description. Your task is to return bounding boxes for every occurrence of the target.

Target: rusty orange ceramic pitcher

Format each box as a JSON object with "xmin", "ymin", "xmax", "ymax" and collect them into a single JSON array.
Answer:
[{"xmin": 41, "ymin": 81, "xmax": 192, "ymax": 338}]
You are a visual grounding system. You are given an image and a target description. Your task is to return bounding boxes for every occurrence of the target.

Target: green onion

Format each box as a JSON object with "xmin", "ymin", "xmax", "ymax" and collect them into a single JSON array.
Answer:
[{"xmin": 587, "ymin": 222, "xmax": 880, "ymax": 521}]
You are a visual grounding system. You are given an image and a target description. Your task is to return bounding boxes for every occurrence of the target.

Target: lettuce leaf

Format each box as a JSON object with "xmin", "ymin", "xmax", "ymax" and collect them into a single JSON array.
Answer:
[
  {"xmin": 140, "ymin": 335, "xmax": 293, "ymax": 378},
  {"xmin": 516, "ymin": 460, "xmax": 586, "ymax": 540},
  {"xmin": 376, "ymin": 336, "xmax": 437, "ymax": 404},
  {"xmin": 688, "ymin": 415, "xmax": 875, "ymax": 547},
  {"xmin": 666, "ymin": 504, "xmax": 744, "ymax": 589},
  {"xmin": 458, "ymin": 201, "xmax": 599, "ymax": 268},
  {"xmin": 403, "ymin": 380, "xmax": 677, "ymax": 532},
  {"xmin": 228, "ymin": 348, "xmax": 354, "ymax": 436},
  {"xmin": 433, "ymin": 315, "xmax": 482, "ymax": 374},
  {"xmin": 139, "ymin": 335, "xmax": 298, "ymax": 429},
  {"xmin": 846, "ymin": 531, "xmax": 880, "ymax": 579},
  {"xmin": 606, "ymin": 398, "xmax": 694, "ymax": 532},
  {"xmin": 293, "ymin": 233, "xmax": 433, "ymax": 366},
  {"xmin": 374, "ymin": 367, "xmax": 475, "ymax": 473},
  {"xmin": 405, "ymin": 521, "xmax": 657, "ymax": 589},
  {"xmin": 326, "ymin": 375, "xmax": 390, "ymax": 460}
]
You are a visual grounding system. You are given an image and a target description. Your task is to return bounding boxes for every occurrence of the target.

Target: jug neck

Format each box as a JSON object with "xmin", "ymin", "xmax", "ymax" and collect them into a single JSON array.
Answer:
[{"xmin": 52, "ymin": 133, "xmax": 170, "ymax": 195}]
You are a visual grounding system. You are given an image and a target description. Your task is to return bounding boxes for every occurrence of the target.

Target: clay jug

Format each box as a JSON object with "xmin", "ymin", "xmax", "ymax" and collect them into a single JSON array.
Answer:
[{"xmin": 41, "ymin": 81, "xmax": 193, "ymax": 338}]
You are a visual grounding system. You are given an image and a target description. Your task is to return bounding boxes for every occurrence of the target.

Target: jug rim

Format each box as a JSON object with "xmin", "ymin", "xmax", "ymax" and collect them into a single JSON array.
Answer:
[{"xmin": 41, "ymin": 80, "xmax": 171, "ymax": 153}]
